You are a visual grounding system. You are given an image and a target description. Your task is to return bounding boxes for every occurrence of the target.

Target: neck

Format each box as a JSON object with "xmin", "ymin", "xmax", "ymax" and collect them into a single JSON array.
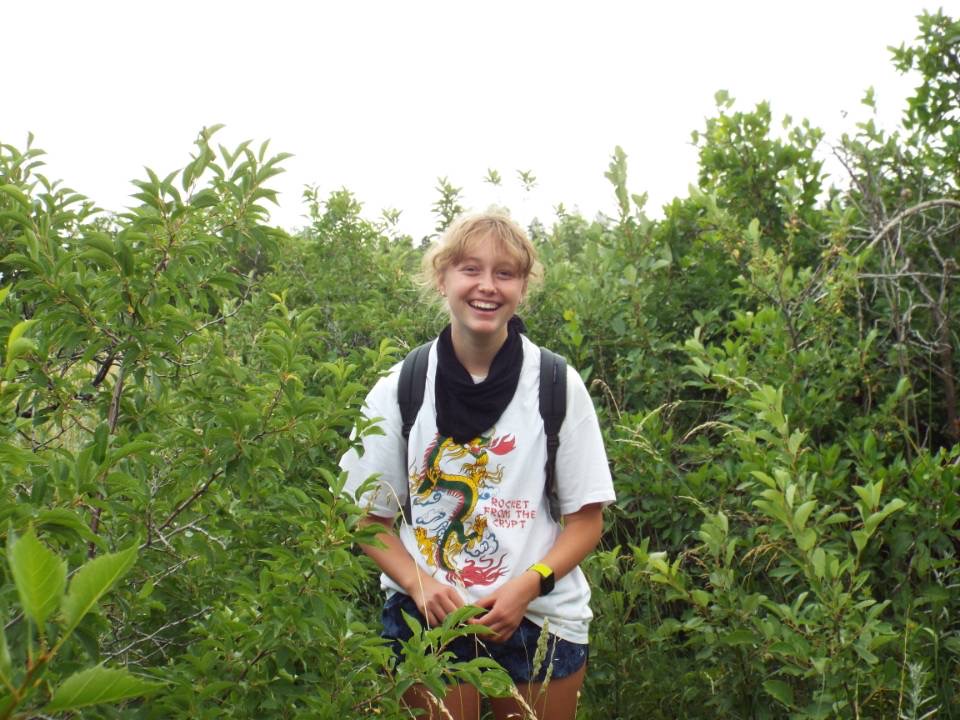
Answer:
[{"xmin": 450, "ymin": 325, "xmax": 509, "ymax": 377}]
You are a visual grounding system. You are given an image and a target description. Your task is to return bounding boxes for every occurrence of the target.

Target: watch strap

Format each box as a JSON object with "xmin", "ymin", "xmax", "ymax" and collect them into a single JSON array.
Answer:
[{"xmin": 528, "ymin": 563, "xmax": 555, "ymax": 596}]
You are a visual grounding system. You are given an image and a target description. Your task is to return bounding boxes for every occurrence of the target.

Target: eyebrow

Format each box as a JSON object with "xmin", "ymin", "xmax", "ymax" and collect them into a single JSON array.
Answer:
[{"xmin": 457, "ymin": 255, "xmax": 519, "ymax": 269}]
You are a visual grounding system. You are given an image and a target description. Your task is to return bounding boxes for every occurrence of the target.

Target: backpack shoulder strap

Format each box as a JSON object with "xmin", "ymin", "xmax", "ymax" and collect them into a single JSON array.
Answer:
[
  {"xmin": 539, "ymin": 346, "xmax": 567, "ymax": 522},
  {"xmin": 398, "ymin": 341, "xmax": 432, "ymax": 524}
]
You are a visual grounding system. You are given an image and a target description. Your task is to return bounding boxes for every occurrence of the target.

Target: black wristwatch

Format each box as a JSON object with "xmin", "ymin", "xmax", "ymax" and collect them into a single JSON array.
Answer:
[{"xmin": 528, "ymin": 563, "xmax": 555, "ymax": 596}]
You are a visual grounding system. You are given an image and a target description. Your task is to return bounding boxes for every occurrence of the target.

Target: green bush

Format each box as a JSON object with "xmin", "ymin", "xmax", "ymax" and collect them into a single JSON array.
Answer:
[{"xmin": 1, "ymin": 10, "xmax": 958, "ymax": 718}]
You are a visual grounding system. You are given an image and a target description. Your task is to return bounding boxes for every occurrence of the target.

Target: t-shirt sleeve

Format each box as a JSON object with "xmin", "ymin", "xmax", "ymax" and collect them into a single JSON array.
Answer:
[
  {"xmin": 555, "ymin": 365, "xmax": 616, "ymax": 516},
  {"xmin": 339, "ymin": 366, "xmax": 408, "ymax": 518}
]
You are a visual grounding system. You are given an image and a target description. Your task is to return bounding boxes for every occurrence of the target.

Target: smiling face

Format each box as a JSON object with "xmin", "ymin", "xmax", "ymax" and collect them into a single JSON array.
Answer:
[{"xmin": 438, "ymin": 233, "xmax": 527, "ymax": 349}]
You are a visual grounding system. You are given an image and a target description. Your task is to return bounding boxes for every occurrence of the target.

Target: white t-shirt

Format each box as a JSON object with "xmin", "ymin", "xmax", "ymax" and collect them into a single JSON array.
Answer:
[{"xmin": 340, "ymin": 334, "xmax": 615, "ymax": 643}]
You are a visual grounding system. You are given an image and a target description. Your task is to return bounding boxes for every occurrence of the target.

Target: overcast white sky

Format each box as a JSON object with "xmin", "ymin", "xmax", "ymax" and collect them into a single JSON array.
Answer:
[{"xmin": 2, "ymin": 1, "xmax": 952, "ymax": 239}]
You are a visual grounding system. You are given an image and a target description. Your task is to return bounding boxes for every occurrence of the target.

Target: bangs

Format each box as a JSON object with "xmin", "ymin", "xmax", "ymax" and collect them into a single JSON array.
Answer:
[{"xmin": 456, "ymin": 225, "xmax": 533, "ymax": 275}]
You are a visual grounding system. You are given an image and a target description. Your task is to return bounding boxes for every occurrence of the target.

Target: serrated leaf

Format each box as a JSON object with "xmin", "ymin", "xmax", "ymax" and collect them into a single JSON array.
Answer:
[
  {"xmin": 763, "ymin": 678, "xmax": 794, "ymax": 707},
  {"xmin": 35, "ymin": 509, "xmax": 105, "ymax": 547},
  {"xmin": 852, "ymin": 641, "xmax": 879, "ymax": 664},
  {"xmin": 79, "ymin": 248, "xmax": 118, "ymax": 269},
  {"xmin": 787, "ymin": 429, "xmax": 805, "ymax": 457},
  {"xmin": 853, "ymin": 485, "xmax": 873, "ymax": 514},
  {"xmin": 793, "ymin": 500, "xmax": 817, "ymax": 531},
  {"xmin": 720, "ymin": 629, "xmax": 758, "ymax": 646},
  {"xmin": 785, "ymin": 483, "xmax": 796, "ymax": 509},
  {"xmin": 61, "ymin": 544, "xmax": 138, "ymax": 633},
  {"xmin": 0, "ymin": 184, "xmax": 31, "ymax": 209},
  {"xmin": 872, "ymin": 498, "xmax": 906, "ymax": 527},
  {"xmin": 795, "ymin": 527, "xmax": 817, "ymax": 552},
  {"xmin": 6, "ymin": 336, "xmax": 36, "ymax": 367},
  {"xmin": 811, "ymin": 547, "xmax": 826, "ymax": 579},
  {"xmin": 190, "ymin": 188, "xmax": 219, "ymax": 209},
  {"xmin": 45, "ymin": 665, "xmax": 162, "ymax": 712},
  {"xmin": 9, "ymin": 529, "xmax": 66, "ymax": 626},
  {"xmin": 105, "ymin": 438, "xmax": 156, "ymax": 466},
  {"xmin": 750, "ymin": 470, "xmax": 776, "ymax": 488},
  {"xmin": 0, "ymin": 441, "xmax": 43, "ymax": 470},
  {"xmin": 823, "ymin": 511, "xmax": 852, "ymax": 525},
  {"xmin": 0, "ymin": 252, "xmax": 43, "ymax": 274},
  {"xmin": 84, "ymin": 233, "xmax": 115, "ymax": 256},
  {"xmin": 852, "ymin": 529, "xmax": 870, "ymax": 553},
  {"xmin": 6, "ymin": 318, "xmax": 36, "ymax": 354}
]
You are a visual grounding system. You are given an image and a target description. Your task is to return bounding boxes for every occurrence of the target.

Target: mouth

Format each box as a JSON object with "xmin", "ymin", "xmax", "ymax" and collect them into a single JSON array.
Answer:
[{"xmin": 468, "ymin": 300, "xmax": 501, "ymax": 312}]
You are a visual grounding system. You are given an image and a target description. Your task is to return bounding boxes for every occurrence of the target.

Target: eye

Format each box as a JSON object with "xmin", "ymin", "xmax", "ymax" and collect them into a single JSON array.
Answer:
[{"xmin": 496, "ymin": 268, "xmax": 517, "ymax": 280}]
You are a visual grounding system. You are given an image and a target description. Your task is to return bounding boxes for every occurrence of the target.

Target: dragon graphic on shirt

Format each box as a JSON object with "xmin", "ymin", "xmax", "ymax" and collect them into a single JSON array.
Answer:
[{"xmin": 410, "ymin": 432, "xmax": 515, "ymax": 587}]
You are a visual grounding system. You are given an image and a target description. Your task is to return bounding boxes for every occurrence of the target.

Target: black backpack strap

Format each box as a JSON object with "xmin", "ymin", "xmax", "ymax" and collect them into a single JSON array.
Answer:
[
  {"xmin": 398, "ymin": 341, "xmax": 432, "ymax": 524},
  {"xmin": 539, "ymin": 346, "xmax": 567, "ymax": 522}
]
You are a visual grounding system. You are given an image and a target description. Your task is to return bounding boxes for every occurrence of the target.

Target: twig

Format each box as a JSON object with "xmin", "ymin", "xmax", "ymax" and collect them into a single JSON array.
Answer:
[
  {"xmin": 103, "ymin": 607, "xmax": 210, "ymax": 661},
  {"xmin": 157, "ymin": 467, "xmax": 224, "ymax": 532},
  {"xmin": 860, "ymin": 199, "xmax": 960, "ymax": 254}
]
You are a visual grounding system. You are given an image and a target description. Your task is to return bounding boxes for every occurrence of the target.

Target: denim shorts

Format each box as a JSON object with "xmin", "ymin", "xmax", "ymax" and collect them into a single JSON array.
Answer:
[{"xmin": 381, "ymin": 592, "xmax": 588, "ymax": 683}]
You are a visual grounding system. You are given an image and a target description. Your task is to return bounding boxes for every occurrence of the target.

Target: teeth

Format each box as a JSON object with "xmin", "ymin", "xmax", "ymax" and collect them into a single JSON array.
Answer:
[{"xmin": 471, "ymin": 301, "xmax": 498, "ymax": 310}]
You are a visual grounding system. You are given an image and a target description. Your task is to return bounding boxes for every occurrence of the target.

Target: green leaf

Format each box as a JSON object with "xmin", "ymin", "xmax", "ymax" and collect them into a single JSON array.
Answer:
[
  {"xmin": 8, "ymin": 529, "xmax": 66, "ymax": 626},
  {"xmin": 5, "ymin": 336, "xmax": 36, "ymax": 368},
  {"xmin": 691, "ymin": 589, "xmax": 711, "ymax": 607},
  {"xmin": 35, "ymin": 509, "xmax": 105, "ymax": 547},
  {"xmin": 79, "ymin": 248, "xmax": 118, "ymax": 269},
  {"xmin": 811, "ymin": 547, "xmax": 826, "ymax": 579},
  {"xmin": 0, "ymin": 184, "xmax": 31, "ymax": 209},
  {"xmin": 793, "ymin": 500, "xmax": 817, "ymax": 531},
  {"xmin": 852, "ymin": 641, "xmax": 879, "ymax": 664},
  {"xmin": 0, "ymin": 441, "xmax": 43, "ymax": 471},
  {"xmin": 852, "ymin": 529, "xmax": 870, "ymax": 553},
  {"xmin": 750, "ymin": 470, "xmax": 777, "ymax": 488},
  {"xmin": 720, "ymin": 629, "xmax": 759, "ymax": 646},
  {"xmin": 0, "ymin": 285, "xmax": 9, "ymax": 305},
  {"xmin": 786, "ymin": 429, "xmax": 806, "ymax": 457},
  {"xmin": 103, "ymin": 438, "xmax": 157, "ymax": 469},
  {"xmin": 763, "ymin": 678, "xmax": 794, "ymax": 707},
  {"xmin": 795, "ymin": 527, "xmax": 817, "ymax": 552},
  {"xmin": 190, "ymin": 188, "xmax": 219, "ymax": 209},
  {"xmin": 83, "ymin": 233, "xmax": 115, "ymax": 256},
  {"xmin": 6, "ymin": 318, "xmax": 36, "ymax": 356},
  {"xmin": 45, "ymin": 666, "xmax": 162, "ymax": 712},
  {"xmin": 0, "ymin": 611, "xmax": 12, "ymax": 685},
  {"xmin": 865, "ymin": 498, "xmax": 907, "ymax": 534},
  {"xmin": 61, "ymin": 544, "xmax": 138, "ymax": 634}
]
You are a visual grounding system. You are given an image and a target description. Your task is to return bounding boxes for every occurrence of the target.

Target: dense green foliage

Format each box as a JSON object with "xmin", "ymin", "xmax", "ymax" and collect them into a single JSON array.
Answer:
[{"xmin": 1, "ymin": 11, "xmax": 958, "ymax": 718}]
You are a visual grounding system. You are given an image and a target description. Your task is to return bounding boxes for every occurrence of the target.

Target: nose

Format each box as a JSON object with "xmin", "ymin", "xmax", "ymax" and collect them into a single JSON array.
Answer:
[{"xmin": 477, "ymin": 270, "xmax": 496, "ymax": 293}]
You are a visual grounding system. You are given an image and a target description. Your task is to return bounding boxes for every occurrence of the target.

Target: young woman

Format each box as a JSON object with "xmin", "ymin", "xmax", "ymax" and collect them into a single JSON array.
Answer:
[{"xmin": 340, "ymin": 213, "xmax": 615, "ymax": 719}]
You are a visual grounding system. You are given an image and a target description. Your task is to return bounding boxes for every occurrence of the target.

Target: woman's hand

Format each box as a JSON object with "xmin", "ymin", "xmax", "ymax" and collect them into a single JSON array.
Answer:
[
  {"xmin": 357, "ymin": 515, "xmax": 464, "ymax": 626},
  {"xmin": 467, "ymin": 503, "xmax": 605, "ymax": 642},
  {"xmin": 468, "ymin": 571, "xmax": 540, "ymax": 642},
  {"xmin": 408, "ymin": 572, "xmax": 466, "ymax": 627}
]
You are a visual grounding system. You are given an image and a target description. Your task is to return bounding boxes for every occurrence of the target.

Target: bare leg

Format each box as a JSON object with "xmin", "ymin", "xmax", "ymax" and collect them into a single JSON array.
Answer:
[
  {"xmin": 404, "ymin": 683, "xmax": 481, "ymax": 720},
  {"xmin": 488, "ymin": 663, "xmax": 586, "ymax": 720}
]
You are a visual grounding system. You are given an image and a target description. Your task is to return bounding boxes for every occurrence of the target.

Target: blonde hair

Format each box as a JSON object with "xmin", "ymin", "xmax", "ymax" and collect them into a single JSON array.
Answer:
[{"xmin": 420, "ymin": 212, "xmax": 544, "ymax": 295}]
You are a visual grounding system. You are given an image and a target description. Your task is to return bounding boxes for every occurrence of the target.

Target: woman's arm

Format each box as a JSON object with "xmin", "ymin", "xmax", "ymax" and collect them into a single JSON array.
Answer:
[
  {"xmin": 358, "ymin": 515, "xmax": 466, "ymax": 626},
  {"xmin": 467, "ymin": 502, "xmax": 604, "ymax": 641}
]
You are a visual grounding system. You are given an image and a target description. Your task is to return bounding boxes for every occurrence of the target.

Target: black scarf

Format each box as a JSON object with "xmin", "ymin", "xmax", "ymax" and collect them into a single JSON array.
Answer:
[{"xmin": 435, "ymin": 317, "xmax": 525, "ymax": 444}]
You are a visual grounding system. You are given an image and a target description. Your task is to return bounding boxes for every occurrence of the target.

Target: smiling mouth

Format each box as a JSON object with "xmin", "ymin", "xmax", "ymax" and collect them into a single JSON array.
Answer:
[{"xmin": 469, "ymin": 300, "xmax": 500, "ymax": 311}]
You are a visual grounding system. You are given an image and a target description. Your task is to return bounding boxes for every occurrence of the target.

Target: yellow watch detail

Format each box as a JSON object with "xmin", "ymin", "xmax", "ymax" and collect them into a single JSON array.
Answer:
[{"xmin": 528, "ymin": 563, "xmax": 555, "ymax": 595}]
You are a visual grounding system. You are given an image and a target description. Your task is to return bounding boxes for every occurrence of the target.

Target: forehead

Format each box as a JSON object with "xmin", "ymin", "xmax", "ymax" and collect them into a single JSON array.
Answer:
[{"xmin": 457, "ymin": 232, "xmax": 524, "ymax": 268}]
